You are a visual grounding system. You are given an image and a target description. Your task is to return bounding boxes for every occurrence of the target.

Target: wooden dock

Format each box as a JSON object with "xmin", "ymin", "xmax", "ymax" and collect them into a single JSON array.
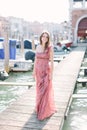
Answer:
[
  {"xmin": 0, "ymin": 81, "xmax": 35, "ymax": 89},
  {"xmin": 0, "ymin": 46, "xmax": 86, "ymax": 130}
]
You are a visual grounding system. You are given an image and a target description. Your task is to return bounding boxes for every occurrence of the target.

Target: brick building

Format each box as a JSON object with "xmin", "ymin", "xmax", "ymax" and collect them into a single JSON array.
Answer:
[{"xmin": 69, "ymin": 0, "xmax": 87, "ymax": 45}]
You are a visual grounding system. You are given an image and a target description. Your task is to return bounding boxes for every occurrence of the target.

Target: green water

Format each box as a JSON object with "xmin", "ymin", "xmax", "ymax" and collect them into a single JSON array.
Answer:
[
  {"xmin": 62, "ymin": 83, "xmax": 87, "ymax": 130},
  {"xmin": 0, "ymin": 71, "xmax": 34, "ymax": 112}
]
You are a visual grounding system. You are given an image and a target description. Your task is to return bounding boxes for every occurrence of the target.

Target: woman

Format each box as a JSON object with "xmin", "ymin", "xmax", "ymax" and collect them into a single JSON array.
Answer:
[{"xmin": 33, "ymin": 31, "xmax": 56, "ymax": 121}]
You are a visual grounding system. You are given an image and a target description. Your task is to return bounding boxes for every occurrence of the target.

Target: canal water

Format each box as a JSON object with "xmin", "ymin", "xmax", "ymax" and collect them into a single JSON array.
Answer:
[
  {"xmin": 0, "ymin": 71, "xmax": 34, "ymax": 113},
  {"xmin": 62, "ymin": 82, "xmax": 87, "ymax": 130}
]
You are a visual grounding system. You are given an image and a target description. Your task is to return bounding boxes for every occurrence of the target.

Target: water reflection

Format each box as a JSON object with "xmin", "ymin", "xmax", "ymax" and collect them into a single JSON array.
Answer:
[
  {"xmin": 62, "ymin": 83, "xmax": 87, "ymax": 130},
  {"xmin": 0, "ymin": 71, "xmax": 34, "ymax": 112},
  {"xmin": 62, "ymin": 99, "xmax": 87, "ymax": 130}
]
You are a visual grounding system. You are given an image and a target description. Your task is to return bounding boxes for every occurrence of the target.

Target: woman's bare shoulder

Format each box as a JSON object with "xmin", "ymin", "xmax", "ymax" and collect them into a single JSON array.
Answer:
[{"xmin": 36, "ymin": 45, "xmax": 43, "ymax": 52}]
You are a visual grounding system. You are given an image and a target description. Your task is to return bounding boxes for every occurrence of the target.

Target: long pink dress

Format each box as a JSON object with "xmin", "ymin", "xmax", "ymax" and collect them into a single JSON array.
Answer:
[{"xmin": 35, "ymin": 46, "xmax": 56, "ymax": 120}]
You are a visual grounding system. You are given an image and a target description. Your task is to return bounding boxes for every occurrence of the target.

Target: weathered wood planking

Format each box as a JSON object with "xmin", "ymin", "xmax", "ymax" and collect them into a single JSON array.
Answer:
[
  {"xmin": 72, "ymin": 94, "xmax": 87, "ymax": 98},
  {"xmin": 76, "ymin": 77, "xmax": 87, "ymax": 87},
  {"xmin": 0, "ymin": 82, "xmax": 35, "ymax": 86},
  {"xmin": 77, "ymin": 78, "xmax": 87, "ymax": 82},
  {"xmin": 0, "ymin": 46, "xmax": 86, "ymax": 130},
  {"xmin": 0, "ymin": 81, "xmax": 35, "ymax": 89}
]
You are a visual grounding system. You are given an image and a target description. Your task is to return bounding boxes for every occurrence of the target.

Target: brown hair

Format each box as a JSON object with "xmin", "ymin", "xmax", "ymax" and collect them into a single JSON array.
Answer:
[{"xmin": 40, "ymin": 31, "xmax": 50, "ymax": 50}]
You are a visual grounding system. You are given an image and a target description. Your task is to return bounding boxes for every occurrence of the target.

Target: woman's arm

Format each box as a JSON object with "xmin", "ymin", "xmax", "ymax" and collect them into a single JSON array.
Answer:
[
  {"xmin": 32, "ymin": 45, "xmax": 38, "ymax": 78},
  {"xmin": 32, "ymin": 45, "xmax": 40, "ymax": 78},
  {"xmin": 49, "ymin": 46, "xmax": 54, "ymax": 80},
  {"xmin": 32, "ymin": 55, "xmax": 36, "ymax": 78}
]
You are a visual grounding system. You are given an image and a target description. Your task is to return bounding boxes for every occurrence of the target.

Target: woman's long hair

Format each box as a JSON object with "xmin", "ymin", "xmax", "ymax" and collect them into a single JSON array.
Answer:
[{"xmin": 40, "ymin": 31, "xmax": 50, "ymax": 50}]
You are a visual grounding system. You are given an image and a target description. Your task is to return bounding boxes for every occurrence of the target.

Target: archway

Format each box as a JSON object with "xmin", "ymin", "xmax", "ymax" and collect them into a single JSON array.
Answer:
[{"xmin": 77, "ymin": 17, "xmax": 87, "ymax": 43}]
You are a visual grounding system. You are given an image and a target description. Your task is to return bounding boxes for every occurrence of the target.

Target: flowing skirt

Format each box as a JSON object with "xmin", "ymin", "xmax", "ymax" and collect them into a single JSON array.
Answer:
[{"xmin": 35, "ymin": 65, "xmax": 56, "ymax": 120}]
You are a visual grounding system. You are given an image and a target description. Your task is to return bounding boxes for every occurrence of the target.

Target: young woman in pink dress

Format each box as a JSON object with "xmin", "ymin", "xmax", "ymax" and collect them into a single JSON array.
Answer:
[{"xmin": 33, "ymin": 31, "xmax": 56, "ymax": 121}]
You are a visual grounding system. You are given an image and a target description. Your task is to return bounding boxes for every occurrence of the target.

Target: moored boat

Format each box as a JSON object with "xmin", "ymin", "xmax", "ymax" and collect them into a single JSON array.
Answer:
[
  {"xmin": 60, "ymin": 39, "xmax": 72, "ymax": 47},
  {"xmin": 10, "ymin": 60, "xmax": 33, "ymax": 72}
]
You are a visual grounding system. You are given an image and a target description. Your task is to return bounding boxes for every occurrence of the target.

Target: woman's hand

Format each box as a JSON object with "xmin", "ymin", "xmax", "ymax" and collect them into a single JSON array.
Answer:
[
  {"xmin": 49, "ymin": 73, "xmax": 53, "ymax": 80},
  {"xmin": 32, "ymin": 70, "xmax": 36, "ymax": 79}
]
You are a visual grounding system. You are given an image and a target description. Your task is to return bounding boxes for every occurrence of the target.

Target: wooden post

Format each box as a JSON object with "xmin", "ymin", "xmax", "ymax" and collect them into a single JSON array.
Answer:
[
  {"xmin": 0, "ymin": 18, "xmax": 10, "ymax": 73},
  {"xmin": 4, "ymin": 27, "xmax": 10, "ymax": 73},
  {"xmin": 32, "ymin": 35, "xmax": 35, "ymax": 50},
  {"xmin": 20, "ymin": 36, "xmax": 24, "ymax": 59}
]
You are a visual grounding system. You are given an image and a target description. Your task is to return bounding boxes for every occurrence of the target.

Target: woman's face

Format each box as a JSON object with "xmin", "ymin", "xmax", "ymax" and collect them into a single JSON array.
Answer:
[{"xmin": 41, "ymin": 33, "xmax": 49, "ymax": 44}]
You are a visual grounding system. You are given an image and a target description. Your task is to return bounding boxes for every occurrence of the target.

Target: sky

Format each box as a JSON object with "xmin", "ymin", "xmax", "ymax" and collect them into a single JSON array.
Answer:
[{"xmin": 0, "ymin": 0, "xmax": 69, "ymax": 23}]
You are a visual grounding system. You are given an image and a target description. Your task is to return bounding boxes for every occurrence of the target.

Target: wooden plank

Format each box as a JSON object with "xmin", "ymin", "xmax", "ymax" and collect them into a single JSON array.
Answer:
[
  {"xmin": 77, "ymin": 78, "xmax": 87, "ymax": 82},
  {"xmin": 9, "ymin": 59, "xmax": 33, "ymax": 63},
  {"xmin": 72, "ymin": 94, "xmax": 87, "ymax": 98},
  {"xmin": 0, "ymin": 81, "xmax": 35, "ymax": 86},
  {"xmin": 80, "ymin": 66, "xmax": 87, "ymax": 70},
  {"xmin": 76, "ymin": 78, "xmax": 87, "ymax": 87}
]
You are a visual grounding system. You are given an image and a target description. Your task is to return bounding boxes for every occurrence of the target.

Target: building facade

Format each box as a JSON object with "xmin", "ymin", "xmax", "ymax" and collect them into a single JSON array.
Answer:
[{"xmin": 69, "ymin": 0, "xmax": 87, "ymax": 45}]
